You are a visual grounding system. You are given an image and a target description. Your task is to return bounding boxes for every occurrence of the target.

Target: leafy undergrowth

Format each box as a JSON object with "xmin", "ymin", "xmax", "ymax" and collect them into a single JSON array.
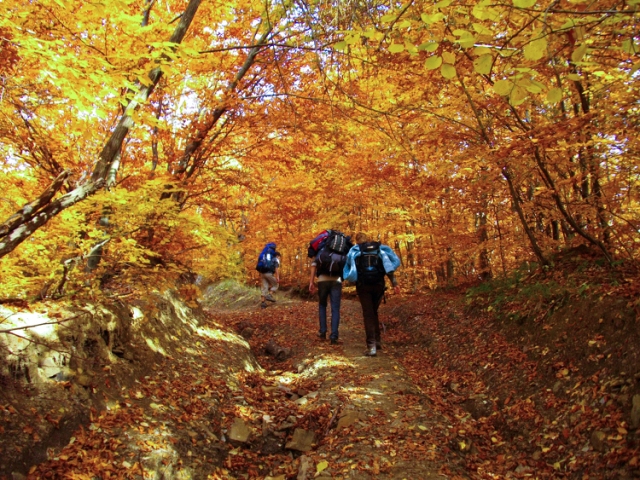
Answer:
[{"xmin": 384, "ymin": 248, "xmax": 640, "ymax": 479}]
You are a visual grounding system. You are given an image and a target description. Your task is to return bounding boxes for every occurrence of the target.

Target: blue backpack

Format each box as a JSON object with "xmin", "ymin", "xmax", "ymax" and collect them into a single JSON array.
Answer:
[
  {"xmin": 355, "ymin": 241, "xmax": 386, "ymax": 284},
  {"xmin": 256, "ymin": 242, "xmax": 278, "ymax": 273}
]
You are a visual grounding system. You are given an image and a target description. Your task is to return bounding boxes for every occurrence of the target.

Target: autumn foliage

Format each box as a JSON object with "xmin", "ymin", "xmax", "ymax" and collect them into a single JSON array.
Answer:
[{"xmin": 1, "ymin": 0, "xmax": 639, "ymax": 301}]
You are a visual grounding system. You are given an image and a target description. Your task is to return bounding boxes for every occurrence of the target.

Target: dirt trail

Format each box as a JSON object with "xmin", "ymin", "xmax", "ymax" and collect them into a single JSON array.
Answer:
[{"xmin": 283, "ymin": 299, "xmax": 447, "ymax": 479}]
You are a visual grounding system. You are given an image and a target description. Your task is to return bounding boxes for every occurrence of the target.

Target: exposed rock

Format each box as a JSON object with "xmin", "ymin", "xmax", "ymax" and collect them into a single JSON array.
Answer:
[
  {"xmin": 285, "ymin": 428, "xmax": 315, "ymax": 452},
  {"xmin": 228, "ymin": 418, "xmax": 251, "ymax": 443},
  {"xmin": 297, "ymin": 454, "xmax": 313, "ymax": 480},
  {"xmin": 336, "ymin": 411, "xmax": 360, "ymax": 429}
]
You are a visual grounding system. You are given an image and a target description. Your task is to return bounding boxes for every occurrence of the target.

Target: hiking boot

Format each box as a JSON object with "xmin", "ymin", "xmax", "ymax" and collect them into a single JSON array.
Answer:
[
  {"xmin": 364, "ymin": 348, "xmax": 377, "ymax": 357},
  {"xmin": 265, "ymin": 294, "xmax": 276, "ymax": 302},
  {"xmin": 260, "ymin": 302, "xmax": 267, "ymax": 309},
  {"xmin": 330, "ymin": 338, "xmax": 339, "ymax": 345},
  {"xmin": 317, "ymin": 332, "xmax": 326, "ymax": 340}
]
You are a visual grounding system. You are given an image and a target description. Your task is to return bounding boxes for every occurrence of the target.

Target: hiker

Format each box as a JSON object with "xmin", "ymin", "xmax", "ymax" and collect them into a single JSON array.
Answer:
[
  {"xmin": 344, "ymin": 233, "xmax": 401, "ymax": 357},
  {"xmin": 308, "ymin": 230, "xmax": 352, "ymax": 344},
  {"xmin": 256, "ymin": 243, "xmax": 280, "ymax": 309}
]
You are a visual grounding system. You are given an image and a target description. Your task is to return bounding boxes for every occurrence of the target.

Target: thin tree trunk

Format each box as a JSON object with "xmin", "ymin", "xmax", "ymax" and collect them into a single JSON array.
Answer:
[{"xmin": 502, "ymin": 166, "xmax": 550, "ymax": 267}]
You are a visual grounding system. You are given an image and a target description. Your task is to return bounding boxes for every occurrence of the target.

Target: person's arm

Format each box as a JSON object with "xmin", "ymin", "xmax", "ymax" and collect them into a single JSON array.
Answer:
[
  {"xmin": 387, "ymin": 271, "xmax": 401, "ymax": 295},
  {"xmin": 309, "ymin": 264, "xmax": 317, "ymax": 294}
]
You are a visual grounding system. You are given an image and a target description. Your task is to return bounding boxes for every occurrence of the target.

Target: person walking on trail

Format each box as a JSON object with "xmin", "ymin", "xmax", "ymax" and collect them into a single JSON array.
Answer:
[
  {"xmin": 256, "ymin": 242, "xmax": 281, "ymax": 309},
  {"xmin": 343, "ymin": 232, "xmax": 401, "ymax": 357},
  {"xmin": 308, "ymin": 230, "xmax": 352, "ymax": 345}
]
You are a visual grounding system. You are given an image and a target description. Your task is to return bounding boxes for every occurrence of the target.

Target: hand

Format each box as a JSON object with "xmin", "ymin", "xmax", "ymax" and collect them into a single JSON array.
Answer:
[
  {"xmin": 309, "ymin": 283, "xmax": 316, "ymax": 294},
  {"xmin": 394, "ymin": 285, "xmax": 401, "ymax": 295}
]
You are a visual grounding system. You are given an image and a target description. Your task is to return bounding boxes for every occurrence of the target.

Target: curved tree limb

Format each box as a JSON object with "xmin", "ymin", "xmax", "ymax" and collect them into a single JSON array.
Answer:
[
  {"xmin": 0, "ymin": 179, "xmax": 104, "ymax": 259},
  {"xmin": 0, "ymin": 170, "xmax": 70, "ymax": 240}
]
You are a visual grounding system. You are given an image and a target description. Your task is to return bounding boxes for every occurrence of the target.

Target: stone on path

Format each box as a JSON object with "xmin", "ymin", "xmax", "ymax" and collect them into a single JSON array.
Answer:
[
  {"xmin": 228, "ymin": 417, "xmax": 251, "ymax": 443},
  {"xmin": 297, "ymin": 454, "xmax": 313, "ymax": 480},
  {"xmin": 285, "ymin": 428, "xmax": 315, "ymax": 452},
  {"xmin": 336, "ymin": 411, "xmax": 360, "ymax": 429}
]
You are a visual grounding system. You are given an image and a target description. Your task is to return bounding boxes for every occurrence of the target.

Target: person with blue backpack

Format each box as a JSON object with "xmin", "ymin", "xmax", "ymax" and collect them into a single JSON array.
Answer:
[
  {"xmin": 256, "ymin": 242, "xmax": 281, "ymax": 309},
  {"xmin": 343, "ymin": 232, "xmax": 401, "ymax": 356}
]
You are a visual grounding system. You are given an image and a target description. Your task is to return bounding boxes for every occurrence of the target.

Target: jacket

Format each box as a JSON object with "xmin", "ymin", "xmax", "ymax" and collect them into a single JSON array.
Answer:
[{"xmin": 343, "ymin": 243, "xmax": 401, "ymax": 282}]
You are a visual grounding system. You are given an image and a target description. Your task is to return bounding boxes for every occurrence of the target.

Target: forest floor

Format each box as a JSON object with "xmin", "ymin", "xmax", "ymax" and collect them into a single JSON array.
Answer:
[{"xmin": 5, "ymin": 260, "xmax": 640, "ymax": 479}]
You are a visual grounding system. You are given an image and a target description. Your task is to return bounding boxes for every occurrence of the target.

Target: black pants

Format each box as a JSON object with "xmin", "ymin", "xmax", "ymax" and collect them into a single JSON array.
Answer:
[{"xmin": 356, "ymin": 283, "xmax": 385, "ymax": 348}]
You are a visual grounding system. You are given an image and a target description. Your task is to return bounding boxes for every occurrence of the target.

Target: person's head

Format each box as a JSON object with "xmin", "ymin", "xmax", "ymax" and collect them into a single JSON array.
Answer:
[
  {"xmin": 274, "ymin": 251, "xmax": 282, "ymax": 258},
  {"xmin": 355, "ymin": 232, "xmax": 368, "ymax": 244}
]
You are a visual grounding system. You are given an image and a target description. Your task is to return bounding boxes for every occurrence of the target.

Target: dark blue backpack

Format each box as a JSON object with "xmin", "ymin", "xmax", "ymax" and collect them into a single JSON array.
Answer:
[
  {"xmin": 356, "ymin": 241, "xmax": 385, "ymax": 284},
  {"xmin": 256, "ymin": 243, "xmax": 277, "ymax": 273}
]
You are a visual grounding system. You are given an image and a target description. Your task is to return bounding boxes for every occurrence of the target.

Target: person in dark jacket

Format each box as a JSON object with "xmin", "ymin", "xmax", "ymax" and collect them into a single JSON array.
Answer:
[{"xmin": 347, "ymin": 232, "xmax": 401, "ymax": 357}]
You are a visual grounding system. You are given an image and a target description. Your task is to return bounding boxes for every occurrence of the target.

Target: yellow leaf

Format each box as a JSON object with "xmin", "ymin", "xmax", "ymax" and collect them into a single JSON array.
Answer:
[
  {"xmin": 472, "ymin": 23, "xmax": 493, "ymax": 35},
  {"xmin": 441, "ymin": 64, "xmax": 456, "ymax": 79},
  {"xmin": 334, "ymin": 41, "xmax": 347, "ymax": 52},
  {"xmin": 424, "ymin": 56, "xmax": 443, "ymax": 70},
  {"xmin": 523, "ymin": 37, "xmax": 547, "ymax": 61},
  {"xmin": 389, "ymin": 43, "xmax": 405, "ymax": 53},
  {"xmin": 513, "ymin": 0, "xmax": 536, "ymax": 7},
  {"xmin": 473, "ymin": 46, "xmax": 492, "ymax": 56},
  {"xmin": 473, "ymin": 54, "xmax": 493, "ymax": 74},
  {"xmin": 571, "ymin": 44, "xmax": 588, "ymax": 62},
  {"xmin": 442, "ymin": 51, "xmax": 456, "ymax": 64},
  {"xmin": 418, "ymin": 42, "xmax": 439, "ymax": 52},
  {"xmin": 547, "ymin": 87, "xmax": 563, "ymax": 103},
  {"xmin": 493, "ymin": 79, "xmax": 513, "ymax": 95},
  {"xmin": 316, "ymin": 461, "xmax": 328, "ymax": 473},
  {"xmin": 509, "ymin": 85, "xmax": 528, "ymax": 105},
  {"xmin": 405, "ymin": 41, "xmax": 418, "ymax": 54}
]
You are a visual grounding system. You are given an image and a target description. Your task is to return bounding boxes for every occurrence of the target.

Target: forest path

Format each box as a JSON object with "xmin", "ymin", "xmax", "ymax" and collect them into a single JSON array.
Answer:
[{"xmin": 267, "ymin": 298, "xmax": 448, "ymax": 479}]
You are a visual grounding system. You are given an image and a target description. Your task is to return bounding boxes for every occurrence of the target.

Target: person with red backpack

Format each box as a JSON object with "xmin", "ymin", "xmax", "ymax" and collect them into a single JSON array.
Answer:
[
  {"xmin": 343, "ymin": 232, "xmax": 401, "ymax": 356},
  {"xmin": 308, "ymin": 230, "xmax": 353, "ymax": 344}
]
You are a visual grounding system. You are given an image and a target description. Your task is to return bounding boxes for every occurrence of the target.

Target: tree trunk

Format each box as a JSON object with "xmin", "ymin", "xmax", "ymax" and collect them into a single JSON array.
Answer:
[{"xmin": 502, "ymin": 166, "xmax": 550, "ymax": 267}]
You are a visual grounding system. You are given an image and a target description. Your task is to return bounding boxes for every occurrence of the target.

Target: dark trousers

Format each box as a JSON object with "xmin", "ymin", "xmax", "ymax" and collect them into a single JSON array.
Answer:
[
  {"xmin": 356, "ymin": 283, "xmax": 385, "ymax": 348},
  {"xmin": 318, "ymin": 280, "xmax": 342, "ymax": 340}
]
